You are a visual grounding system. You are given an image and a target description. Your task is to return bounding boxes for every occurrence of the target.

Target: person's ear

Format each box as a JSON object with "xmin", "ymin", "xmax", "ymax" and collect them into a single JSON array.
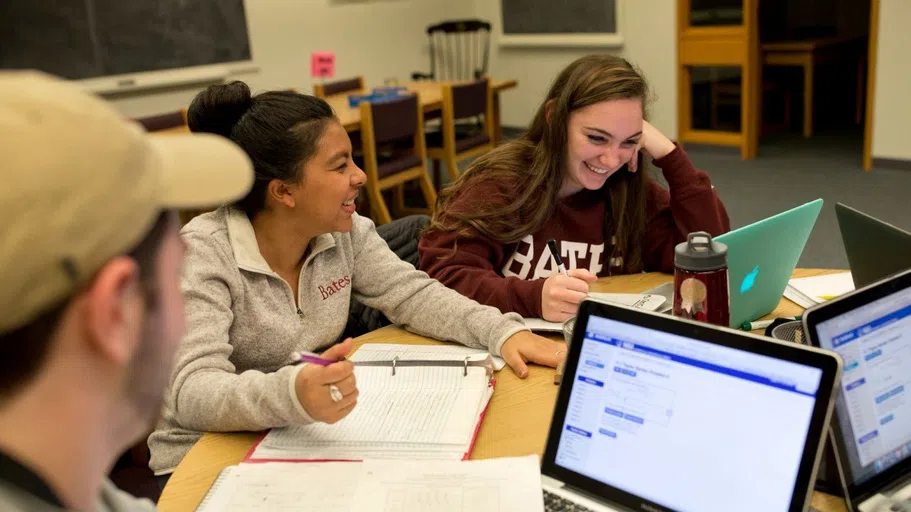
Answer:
[
  {"xmin": 267, "ymin": 179, "xmax": 297, "ymax": 209},
  {"xmin": 544, "ymin": 99, "xmax": 556, "ymax": 125},
  {"xmin": 80, "ymin": 257, "xmax": 144, "ymax": 365}
]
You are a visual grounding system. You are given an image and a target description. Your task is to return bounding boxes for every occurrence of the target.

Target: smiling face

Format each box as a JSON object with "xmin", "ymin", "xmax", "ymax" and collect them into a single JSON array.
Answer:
[
  {"xmin": 287, "ymin": 121, "xmax": 367, "ymax": 234},
  {"xmin": 561, "ymin": 98, "xmax": 644, "ymax": 198}
]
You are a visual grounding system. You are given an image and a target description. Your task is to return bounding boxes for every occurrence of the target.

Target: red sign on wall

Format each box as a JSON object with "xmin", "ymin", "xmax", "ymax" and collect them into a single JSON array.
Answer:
[{"xmin": 311, "ymin": 52, "xmax": 336, "ymax": 79}]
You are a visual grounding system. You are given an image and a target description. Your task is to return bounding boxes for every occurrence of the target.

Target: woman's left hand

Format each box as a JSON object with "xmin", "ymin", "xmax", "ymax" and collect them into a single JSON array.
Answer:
[
  {"xmin": 500, "ymin": 331, "xmax": 567, "ymax": 378},
  {"xmin": 629, "ymin": 120, "xmax": 677, "ymax": 172}
]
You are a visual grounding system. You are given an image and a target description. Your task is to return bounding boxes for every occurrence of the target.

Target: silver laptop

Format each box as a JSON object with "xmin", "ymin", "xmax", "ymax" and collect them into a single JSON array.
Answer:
[
  {"xmin": 542, "ymin": 299, "xmax": 842, "ymax": 512},
  {"xmin": 804, "ymin": 268, "xmax": 911, "ymax": 511},
  {"xmin": 835, "ymin": 203, "xmax": 911, "ymax": 289}
]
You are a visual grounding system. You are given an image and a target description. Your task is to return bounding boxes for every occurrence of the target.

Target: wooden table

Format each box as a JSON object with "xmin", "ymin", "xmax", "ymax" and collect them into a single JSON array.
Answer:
[
  {"xmin": 325, "ymin": 79, "xmax": 518, "ymax": 145},
  {"xmin": 762, "ymin": 37, "xmax": 865, "ymax": 138},
  {"xmin": 157, "ymin": 269, "xmax": 847, "ymax": 512}
]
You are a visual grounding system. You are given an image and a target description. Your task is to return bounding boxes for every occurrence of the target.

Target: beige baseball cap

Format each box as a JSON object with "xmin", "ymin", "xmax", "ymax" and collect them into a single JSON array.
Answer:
[{"xmin": 0, "ymin": 70, "xmax": 254, "ymax": 333}]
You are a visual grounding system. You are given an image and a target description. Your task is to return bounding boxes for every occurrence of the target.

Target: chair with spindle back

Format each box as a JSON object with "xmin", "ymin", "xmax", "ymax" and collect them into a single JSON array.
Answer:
[
  {"xmin": 425, "ymin": 79, "xmax": 494, "ymax": 187},
  {"xmin": 411, "ymin": 19, "xmax": 491, "ymax": 82},
  {"xmin": 313, "ymin": 76, "xmax": 365, "ymax": 98},
  {"xmin": 358, "ymin": 95, "xmax": 436, "ymax": 225}
]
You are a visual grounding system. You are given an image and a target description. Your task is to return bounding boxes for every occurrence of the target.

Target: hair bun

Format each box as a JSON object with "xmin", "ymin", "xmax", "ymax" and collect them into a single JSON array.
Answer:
[{"xmin": 187, "ymin": 81, "xmax": 253, "ymax": 138}]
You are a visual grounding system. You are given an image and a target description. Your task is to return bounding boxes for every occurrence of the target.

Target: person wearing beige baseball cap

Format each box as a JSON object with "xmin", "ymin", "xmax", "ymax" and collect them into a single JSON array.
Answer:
[{"xmin": 0, "ymin": 70, "xmax": 253, "ymax": 512}]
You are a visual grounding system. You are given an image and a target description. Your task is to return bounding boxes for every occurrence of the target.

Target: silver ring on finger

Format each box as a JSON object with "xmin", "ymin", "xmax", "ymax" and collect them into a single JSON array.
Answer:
[{"xmin": 328, "ymin": 384, "xmax": 343, "ymax": 403}]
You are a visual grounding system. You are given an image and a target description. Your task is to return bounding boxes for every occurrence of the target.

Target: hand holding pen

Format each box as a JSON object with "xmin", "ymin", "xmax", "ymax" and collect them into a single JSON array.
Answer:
[
  {"xmin": 292, "ymin": 338, "xmax": 359, "ymax": 424},
  {"xmin": 540, "ymin": 238, "xmax": 598, "ymax": 322}
]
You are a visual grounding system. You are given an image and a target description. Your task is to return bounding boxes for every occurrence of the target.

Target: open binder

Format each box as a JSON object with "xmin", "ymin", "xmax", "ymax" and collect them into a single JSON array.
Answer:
[{"xmin": 245, "ymin": 344, "xmax": 498, "ymax": 462}]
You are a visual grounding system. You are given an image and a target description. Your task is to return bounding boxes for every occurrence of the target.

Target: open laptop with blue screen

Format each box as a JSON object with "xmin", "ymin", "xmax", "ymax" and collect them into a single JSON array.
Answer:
[
  {"xmin": 804, "ymin": 268, "xmax": 911, "ymax": 512},
  {"xmin": 714, "ymin": 198, "xmax": 823, "ymax": 329},
  {"xmin": 541, "ymin": 299, "xmax": 841, "ymax": 512}
]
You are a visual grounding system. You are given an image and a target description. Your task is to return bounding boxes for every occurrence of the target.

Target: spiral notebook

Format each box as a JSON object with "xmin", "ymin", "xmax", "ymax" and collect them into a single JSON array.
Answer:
[{"xmin": 245, "ymin": 344, "xmax": 496, "ymax": 462}]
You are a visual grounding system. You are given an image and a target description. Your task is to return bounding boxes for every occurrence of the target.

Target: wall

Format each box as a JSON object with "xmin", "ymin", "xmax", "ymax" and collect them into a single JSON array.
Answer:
[
  {"xmin": 871, "ymin": 0, "xmax": 911, "ymax": 161},
  {"xmin": 473, "ymin": 0, "xmax": 678, "ymax": 138},
  {"xmin": 107, "ymin": 0, "xmax": 472, "ymax": 117}
]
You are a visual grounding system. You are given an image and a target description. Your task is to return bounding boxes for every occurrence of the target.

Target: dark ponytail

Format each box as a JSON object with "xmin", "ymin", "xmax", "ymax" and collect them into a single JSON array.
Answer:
[{"xmin": 187, "ymin": 81, "xmax": 336, "ymax": 217}]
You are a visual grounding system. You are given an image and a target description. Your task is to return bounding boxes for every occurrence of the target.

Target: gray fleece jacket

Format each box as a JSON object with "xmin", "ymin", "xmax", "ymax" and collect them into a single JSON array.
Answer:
[
  {"xmin": 148, "ymin": 207, "xmax": 528, "ymax": 474},
  {"xmin": 0, "ymin": 479, "xmax": 156, "ymax": 512}
]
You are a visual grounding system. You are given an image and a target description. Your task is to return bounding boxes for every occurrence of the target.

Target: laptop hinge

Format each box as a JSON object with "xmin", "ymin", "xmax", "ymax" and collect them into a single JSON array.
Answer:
[{"xmin": 884, "ymin": 472, "xmax": 911, "ymax": 496}]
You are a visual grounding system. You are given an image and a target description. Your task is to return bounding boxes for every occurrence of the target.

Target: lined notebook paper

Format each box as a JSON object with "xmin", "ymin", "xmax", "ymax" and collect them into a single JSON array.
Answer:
[
  {"xmin": 523, "ymin": 292, "xmax": 667, "ymax": 332},
  {"xmin": 784, "ymin": 272, "xmax": 855, "ymax": 308},
  {"xmin": 247, "ymin": 345, "xmax": 494, "ymax": 462},
  {"xmin": 196, "ymin": 456, "xmax": 543, "ymax": 512}
]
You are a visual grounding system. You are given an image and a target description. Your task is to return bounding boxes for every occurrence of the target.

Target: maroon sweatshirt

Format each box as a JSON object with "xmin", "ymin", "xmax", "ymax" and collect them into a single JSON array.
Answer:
[{"xmin": 417, "ymin": 145, "xmax": 731, "ymax": 318}]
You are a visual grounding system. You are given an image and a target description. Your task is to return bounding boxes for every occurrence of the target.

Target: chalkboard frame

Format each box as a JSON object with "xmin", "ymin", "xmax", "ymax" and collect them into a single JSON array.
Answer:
[{"xmin": 497, "ymin": 0, "xmax": 624, "ymax": 47}]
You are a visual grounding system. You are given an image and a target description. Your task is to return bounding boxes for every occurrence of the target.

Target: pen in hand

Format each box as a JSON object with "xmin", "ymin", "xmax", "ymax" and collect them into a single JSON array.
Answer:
[
  {"xmin": 293, "ymin": 351, "xmax": 346, "ymax": 367},
  {"xmin": 547, "ymin": 238, "xmax": 569, "ymax": 277}
]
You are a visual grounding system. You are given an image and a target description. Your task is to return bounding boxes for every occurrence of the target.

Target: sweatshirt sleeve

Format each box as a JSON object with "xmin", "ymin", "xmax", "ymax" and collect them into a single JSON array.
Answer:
[
  {"xmin": 643, "ymin": 145, "xmax": 731, "ymax": 272},
  {"xmin": 169, "ymin": 231, "xmax": 315, "ymax": 433},
  {"xmin": 417, "ymin": 181, "xmax": 547, "ymax": 318},
  {"xmin": 351, "ymin": 215, "xmax": 528, "ymax": 357}
]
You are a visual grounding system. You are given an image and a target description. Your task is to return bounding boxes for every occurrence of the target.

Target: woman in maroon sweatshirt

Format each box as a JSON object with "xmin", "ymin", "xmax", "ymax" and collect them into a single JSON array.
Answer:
[{"xmin": 418, "ymin": 54, "xmax": 731, "ymax": 323}]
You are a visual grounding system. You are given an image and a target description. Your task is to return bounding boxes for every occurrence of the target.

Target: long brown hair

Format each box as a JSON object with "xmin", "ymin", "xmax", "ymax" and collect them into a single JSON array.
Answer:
[{"xmin": 426, "ymin": 54, "xmax": 651, "ymax": 274}]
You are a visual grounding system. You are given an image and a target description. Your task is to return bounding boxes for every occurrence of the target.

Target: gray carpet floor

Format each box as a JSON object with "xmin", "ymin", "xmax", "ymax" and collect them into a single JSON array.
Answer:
[{"xmin": 680, "ymin": 129, "xmax": 911, "ymax": 269}]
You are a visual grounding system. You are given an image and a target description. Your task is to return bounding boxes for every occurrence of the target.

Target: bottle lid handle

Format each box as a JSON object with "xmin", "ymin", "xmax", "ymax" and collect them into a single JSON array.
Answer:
[{"xmin": 686, "ymin": 231, "xmax": 713, "ymax": 253}]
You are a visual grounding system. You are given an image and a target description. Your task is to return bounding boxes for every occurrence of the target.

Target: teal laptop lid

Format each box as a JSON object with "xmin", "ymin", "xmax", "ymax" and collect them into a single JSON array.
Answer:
[{"xmin": 714, "ymin": 198, "xmax": 823, "ymax": 328}]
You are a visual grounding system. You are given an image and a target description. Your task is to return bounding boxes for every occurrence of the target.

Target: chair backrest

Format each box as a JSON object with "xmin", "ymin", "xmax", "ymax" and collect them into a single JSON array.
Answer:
[
  {"xmin": 450, "ymin": 78, "xmax": 489, "ymax": 120},
  {"xmin": 314, "ymin": 76, "xmax": 364, "ymax": 98},
  {"xmin": 135, "ymin": 109, "xmax": 187, "ymax": 132},
  {"xmin": 442, "ymin": 79, "xmax": 494, "ymax": 144},
  {"xmin": 365, "ymin": 94, "xmax": 420, "ymax": 145},
  {"xmin": 426, "ymin": 19, "xmax": 491, "ymax": 81},
  {"xmin": 359, "ymin": 94, "xmax": 427, "ymax": 184}
]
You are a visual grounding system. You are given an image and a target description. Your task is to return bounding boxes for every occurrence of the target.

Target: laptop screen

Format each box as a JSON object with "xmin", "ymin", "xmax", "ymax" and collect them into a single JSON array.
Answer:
[
  {"xmin": 554, "ymin": 315, "xmax": 824, "ymax": 512},
  {"xmin": 814, "ymin": 286, "xmax": 911, "ymax": 486}
]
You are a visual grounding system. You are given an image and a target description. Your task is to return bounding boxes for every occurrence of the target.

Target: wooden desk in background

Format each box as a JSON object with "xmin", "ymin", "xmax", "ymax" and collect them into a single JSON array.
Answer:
[
  {"xmin": 325, "ymin": 79, "xmax": 518, "ymax": 145},
  {"xmin": 157, "ymin": 269, "xmax": 847, "ymax": 512},
  {"xmin": 762, "ymin": 37, "xmax": 865, "ymax": 138}
]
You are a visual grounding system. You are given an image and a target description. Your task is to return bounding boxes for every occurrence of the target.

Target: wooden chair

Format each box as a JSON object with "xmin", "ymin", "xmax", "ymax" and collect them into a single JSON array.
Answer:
[
  {"xmin": 134, "ymin": 108, "xmax": 188, "ymax": 133},
  {"xmin": 412, "ymin": 20, "xmax": 491, "ymax": 82},
  {"xmin": 425, "ymin": 79, "xmax": 494, "ymax": 188},
  {"xmin": 313, "ymin": 76, "xmax": 365, "ymax": 98},
  {"xmin": 359, "ymin": 94, "xmax": 436, "ymax": 225}
]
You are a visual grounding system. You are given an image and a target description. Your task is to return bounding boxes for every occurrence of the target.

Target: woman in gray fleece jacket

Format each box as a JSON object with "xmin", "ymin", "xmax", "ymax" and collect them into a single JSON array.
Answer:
[{"xmin": 147, "ymin": 81, "xmax": 566, "ymax": 481}]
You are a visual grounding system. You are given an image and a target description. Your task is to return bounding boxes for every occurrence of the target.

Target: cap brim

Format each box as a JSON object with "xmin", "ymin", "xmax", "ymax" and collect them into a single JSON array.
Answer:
[{"xmin": 148, "ymin": 133, "xmax": 254, "ymax": 209}]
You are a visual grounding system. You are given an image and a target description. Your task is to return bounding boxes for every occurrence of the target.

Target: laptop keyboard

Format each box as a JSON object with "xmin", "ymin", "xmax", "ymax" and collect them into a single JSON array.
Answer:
[
  {"xmin": 881, "ymin": 500, "xmax": 911, "ymax": 512},
  {"xmin": 544, "ymin": 489, "xmax": 597, "ymax": 512}
]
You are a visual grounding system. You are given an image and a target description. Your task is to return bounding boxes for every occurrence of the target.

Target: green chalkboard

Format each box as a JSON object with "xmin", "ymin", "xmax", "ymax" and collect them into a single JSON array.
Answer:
[{"xmin": 501, "ymin": 0, "xmax": 618, "ymax": 34}]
